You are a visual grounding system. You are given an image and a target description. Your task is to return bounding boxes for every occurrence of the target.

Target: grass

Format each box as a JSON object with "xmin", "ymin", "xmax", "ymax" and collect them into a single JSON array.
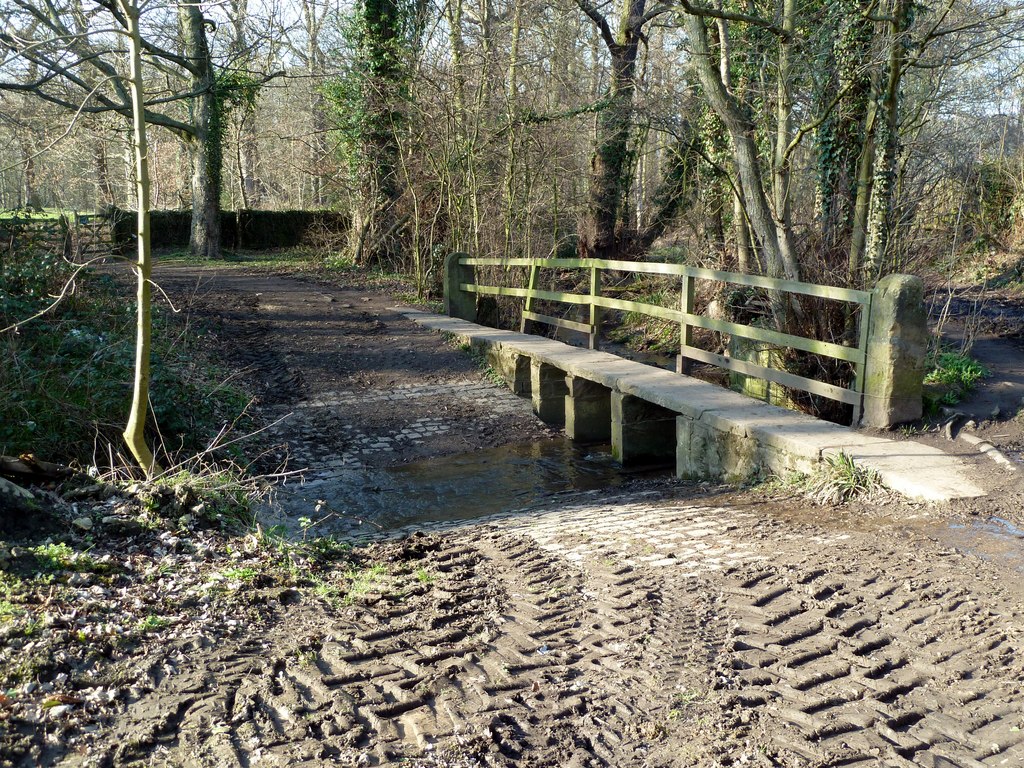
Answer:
[
  {"xmin": 313, "ymin": 579, "xmax": 343, "ymax": 607},
  {"xmin": 924, "ymin": 349, "xmax": 989, "ymax": 409},
  {"xmin": 155, "ymin": 247, "xmax": 320, "ymax": 270},
  {"xmin": 0, "ymin": 208, "xmax": 68, "ymax": 221},
  {"xmin": 140, "ymin": 466, "xmax": 261, "ymax": 530},
  {"xmin": 0, "ymin": 600, "xmax": 24, "ymax": 622},
  {"xmin": 135, "ymin": 614, "xmax": 170, "ymax": 633},
  {"xmin": 668, "ymin": 689, "xmax": 702, "ymax": 721},
  {"xmin": 344, "ymin": 563, "xmax": 388, "ymax": 602},
  {"xmin": 30, "ymin": 542, "xmax": 94, "ymax": 573},
  {"xmin": 221, "ymin": 567, "xmax": 258, "ymax": 582},
  {"xmin": 805, "ymin": 452, "xmax": 884, "ymax": 505}
]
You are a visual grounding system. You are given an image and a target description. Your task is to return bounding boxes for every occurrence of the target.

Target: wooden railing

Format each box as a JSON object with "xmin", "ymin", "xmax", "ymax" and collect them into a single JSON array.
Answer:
[{"xmin": 456, "ymin": 256, "xmax": 873, "ymax": 424}]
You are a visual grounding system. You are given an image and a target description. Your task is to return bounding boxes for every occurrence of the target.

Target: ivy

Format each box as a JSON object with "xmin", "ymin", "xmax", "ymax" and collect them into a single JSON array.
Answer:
[
  {"xmin": 207, "ymin": 70, "xmax": 264, "ymax": 203},
  {"xmin": 321, "ymin": 0, "xmax": 421, "ymax": 184}
]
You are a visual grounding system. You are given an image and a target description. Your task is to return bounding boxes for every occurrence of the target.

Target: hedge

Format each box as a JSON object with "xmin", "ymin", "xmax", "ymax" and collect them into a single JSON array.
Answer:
[{"xmin": 106, "ymin": 208, "xmax": 350, "ymax": 251}]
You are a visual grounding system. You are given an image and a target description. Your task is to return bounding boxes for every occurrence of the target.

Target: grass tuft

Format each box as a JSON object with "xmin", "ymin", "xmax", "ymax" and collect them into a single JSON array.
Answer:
[
  {"xmin": 805, "ymin": 452, "xmax": 884, "ymax": 505},
  {"xmin": 924, "ymin": 349, "xmax": 989, "ymax": 409}
]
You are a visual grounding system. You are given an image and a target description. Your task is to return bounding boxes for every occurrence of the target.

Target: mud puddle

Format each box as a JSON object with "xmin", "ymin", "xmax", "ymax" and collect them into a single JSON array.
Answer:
[
  {"xmin": 267, "ymin": 437, "xmax": 669, "ymax": 535},
  {"xmin": 932, "ymin": 514, "xmax": 1024, "ymax": 572}
]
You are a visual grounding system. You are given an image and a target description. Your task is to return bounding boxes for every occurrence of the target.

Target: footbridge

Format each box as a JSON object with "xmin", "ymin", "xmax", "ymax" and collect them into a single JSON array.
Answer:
[{"xmin": 399, "ymin": 254, "xmax": 987, "ymax": 503}]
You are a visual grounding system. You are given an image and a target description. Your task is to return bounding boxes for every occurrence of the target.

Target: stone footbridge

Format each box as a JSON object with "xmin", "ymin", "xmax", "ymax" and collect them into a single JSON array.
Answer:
[{"xmin": 398, "ymin": 308, "xmax": 984, "ymax": 503}]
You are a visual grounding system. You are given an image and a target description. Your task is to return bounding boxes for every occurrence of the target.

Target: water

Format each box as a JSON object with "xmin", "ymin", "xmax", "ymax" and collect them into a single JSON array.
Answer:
[
  {"xmin": 939, "ymin": 516, "xmax": 1024, "ymax": 572},
  {"xmin": 268, "ymin": 438, "xmax": 658, "ymax": 535}
]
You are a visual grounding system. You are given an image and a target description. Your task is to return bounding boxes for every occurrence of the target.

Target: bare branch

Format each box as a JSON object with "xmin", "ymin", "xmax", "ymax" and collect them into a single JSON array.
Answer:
[
  {"xmin": 677, "ymin": 0, "xmax": 790, "ymax": 40},
  {"xmin": 641, "ymin": 3, "xmax": 672, "ymax": 24},
  {"xmin": 576, "ymin": 0, "xmax": 617, "ymax": 50}
]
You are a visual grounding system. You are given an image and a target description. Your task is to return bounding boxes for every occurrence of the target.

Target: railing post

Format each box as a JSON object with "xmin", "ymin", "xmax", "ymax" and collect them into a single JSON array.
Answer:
[
  {"xmin": 862, "ymin": 274, "xmax": 927, "ymax": 428},
  {"xmin": 677, "ymin": 269, "xmax": 695, "ymax": 375},
  {"xmin": 850, "ymin": 291, "xmax": 873, "ymax": 426},
  {"xmin": 443, "ymin": 252, "xmax": 477, "ymax": 322},
  {"xmin": 520, "ymin": 261, "xmax": 539, "ymax": 334},
  {"xmin": 589, "ymin": 265, "xmax": 601, "ymax": 350}
]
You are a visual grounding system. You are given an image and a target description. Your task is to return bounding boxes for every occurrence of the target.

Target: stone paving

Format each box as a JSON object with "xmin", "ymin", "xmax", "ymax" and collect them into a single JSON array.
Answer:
[
  {"xmin": 257, "ymin": 374, "xmax": 557, "ymax": 525},
  {"xmin": 346, "ymin": 490, "xmax": 852, "ymax": 578},
  {"xmin": 263, "ymin": 379, "xmax": 538, "ymax": 471},
  {"xmin": 292, "ymin": 380, "xmax": 500, "ymax": 410}
]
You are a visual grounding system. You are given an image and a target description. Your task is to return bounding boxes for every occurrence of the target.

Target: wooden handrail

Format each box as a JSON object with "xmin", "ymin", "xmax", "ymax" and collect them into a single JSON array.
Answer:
[{"xmin": 457, "ymin": 255, "xmax": 872, "ymax": 424}]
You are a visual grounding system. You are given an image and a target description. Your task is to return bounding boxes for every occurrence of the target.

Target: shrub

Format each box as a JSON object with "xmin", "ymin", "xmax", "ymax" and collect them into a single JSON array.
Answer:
[
  {"xmin": 1, "ymin": 229, "xmax": 251, "ymax": 466},
  {"xmin": 923, "ymin": 349, "xmax": 988, "ymax": 408}
]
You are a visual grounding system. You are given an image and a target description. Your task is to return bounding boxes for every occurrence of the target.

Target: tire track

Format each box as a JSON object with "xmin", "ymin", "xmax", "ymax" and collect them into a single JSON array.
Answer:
[
  {"xmin": 715, "ymin": 556, "xmax": 1024, "ymax": 767},
  {"xmin": 81, "ymin": 532, "xmax": 693, "ymax": 767}
]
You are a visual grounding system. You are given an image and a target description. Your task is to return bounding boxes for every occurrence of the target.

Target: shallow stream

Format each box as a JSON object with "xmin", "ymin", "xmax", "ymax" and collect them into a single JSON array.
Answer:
[
  {"xmin": 265, "ymin": 434, "xmax": 1024, "ymax": 578},
  {"xmin": 267, "ymin": 437, "xmax": 663, "ymax": 536}
]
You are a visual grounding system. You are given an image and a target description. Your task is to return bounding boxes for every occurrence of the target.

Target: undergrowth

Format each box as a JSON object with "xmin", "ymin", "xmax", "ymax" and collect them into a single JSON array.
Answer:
[
  {"xmin": 603, "ymin": 277, "xmax": 680, "ymax": 355},
  {"xmin": 1, "ymin": 218, "xmax": 254, "ymax": 467},
  {"xmin": 923, "ymin": 348, "xmax": 989, "ymax": 411}
]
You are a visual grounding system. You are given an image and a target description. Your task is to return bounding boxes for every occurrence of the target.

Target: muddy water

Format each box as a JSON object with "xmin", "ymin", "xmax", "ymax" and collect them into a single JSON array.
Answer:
[
  {"xmin": 934, "ymin": 515, "xmax": 1024, "ymax": 573},
  {"xmin": 268, "ymin": 438, "xmax": 664, "ymax": 534}
]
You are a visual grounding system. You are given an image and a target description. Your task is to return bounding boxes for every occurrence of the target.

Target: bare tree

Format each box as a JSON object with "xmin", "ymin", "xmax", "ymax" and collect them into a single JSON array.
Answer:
[
  {"xmin": 0, "ymin": 0, "xmax": 273, "ymax": 257},
  {"xmin": 116, "ymin": 0, "xmax": 159, "ymax": 475}
]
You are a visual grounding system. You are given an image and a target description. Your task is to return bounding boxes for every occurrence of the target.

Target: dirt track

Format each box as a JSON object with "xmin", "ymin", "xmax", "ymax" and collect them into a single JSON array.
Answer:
[
  {"xmin": 56, "ymin": 498, "xmax": 1024, "ymax": 767},
  {"xmin": 10, "ymin": 263, "xmax": 1024, "ymax": 767}
]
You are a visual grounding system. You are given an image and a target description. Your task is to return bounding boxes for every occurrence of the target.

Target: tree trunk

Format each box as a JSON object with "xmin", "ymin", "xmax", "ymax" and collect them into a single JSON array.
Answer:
[
  {"xmin": 501, "ymin": 1, "xmax": 523, "ymax": 258},
  {"xmin": 864, "ymin": 0, "xmax": 910, "ymax": 280},
  {"xmin": 309, "ymin": 90, "xmax": 328, "ymax": 207},
  {"xmin": 302, "ymin": 0, "xmax": 329, "ymax": 207},
  {"xmin": 188, "ymin": 126, "xmax": 221, "ymax": 259},
  {"xmin": 352, "ymin": 0, "xmax": 404, "ymax": 266},
  {"xmin": 848, "ymin": 96, "xmax": 877, "ymax": 285},
  {"xmin": 685, "ymin": 14, "xmax": 798, "ymax": 282},
  {"xmin": 578, "ymin": 0, "xmax": 646, "ymax": 260},
  {"xmin": 234, "ymin": 105, "xmax": 262, "ymax": 208},
  {"xmin": 228, "ymin": 0, "xmax": 262, "ymax": 209},
  {"xmin": 734, "ymin": 190, "xmax": 753, "ymax": 273},
  {"xmin": 772, "ymin": 0, "xmax": 798, "ymax": 276},
  {"xmin": 93, "ymin": 139, "xmax": 116, "ymax": 209},
  {"xmin": 180, "ymin": 1, "xmax": 221, "ymax": 259},
  {"xmin": 816, "ymin": 0, "xmax": 872, "ymax": 256},
  {"xmin": 21, "ymin": 154, "xmax": 38, "ymax": 209},
  {"xmin": 118, "ymin": 0, "xmax": 160, "ymax": 476}
]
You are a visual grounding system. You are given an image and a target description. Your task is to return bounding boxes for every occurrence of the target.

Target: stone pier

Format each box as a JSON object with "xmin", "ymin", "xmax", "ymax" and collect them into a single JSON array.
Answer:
[
  {"xmin": 564, "ymin": 376, "xmax": 611, "ymax": 443},
  {"xmin": 531, "ymin": 361, "xmax": 568, "ymax": 425},
  {"xmin": 611, "ymin": 393, "xmax": 677, "ymax": 466}
]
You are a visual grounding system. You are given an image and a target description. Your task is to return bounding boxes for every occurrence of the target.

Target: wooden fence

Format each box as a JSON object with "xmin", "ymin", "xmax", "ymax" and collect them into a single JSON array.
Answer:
[
  {"xmin": 454, "ymin": 256, "xmax": 873, "ymax": 424},
  {"xmin": 0, "ymin": 213, "xmax": 116, "ymax": 259}
]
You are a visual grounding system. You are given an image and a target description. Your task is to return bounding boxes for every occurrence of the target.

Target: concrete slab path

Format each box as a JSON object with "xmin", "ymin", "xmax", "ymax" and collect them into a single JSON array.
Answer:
[{"xmin": 398, "ymin": 308, "xmax": 985, "ymax": 502}]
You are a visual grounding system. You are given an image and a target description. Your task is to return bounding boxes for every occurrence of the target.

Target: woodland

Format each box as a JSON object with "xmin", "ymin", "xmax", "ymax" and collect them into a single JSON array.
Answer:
[
  {"xmin": 2, "ymin": 0, "xmax": 1024, "ymax": 472},
  {"xmin": 6, "ymin": 5, "xmax": 1024, "ymax": 764}
]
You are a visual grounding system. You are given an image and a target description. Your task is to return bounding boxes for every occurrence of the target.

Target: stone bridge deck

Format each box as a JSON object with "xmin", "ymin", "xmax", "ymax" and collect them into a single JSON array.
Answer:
[{"xmin": 399, "ymin": 308, "xmax": 984, "ymax": 502}]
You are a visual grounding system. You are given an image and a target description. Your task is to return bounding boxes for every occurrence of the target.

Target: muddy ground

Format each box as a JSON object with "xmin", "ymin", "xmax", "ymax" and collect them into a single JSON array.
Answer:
[{"xmin": 3, "ymin": 260, "xmax": 1024, "ymax": 767}]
